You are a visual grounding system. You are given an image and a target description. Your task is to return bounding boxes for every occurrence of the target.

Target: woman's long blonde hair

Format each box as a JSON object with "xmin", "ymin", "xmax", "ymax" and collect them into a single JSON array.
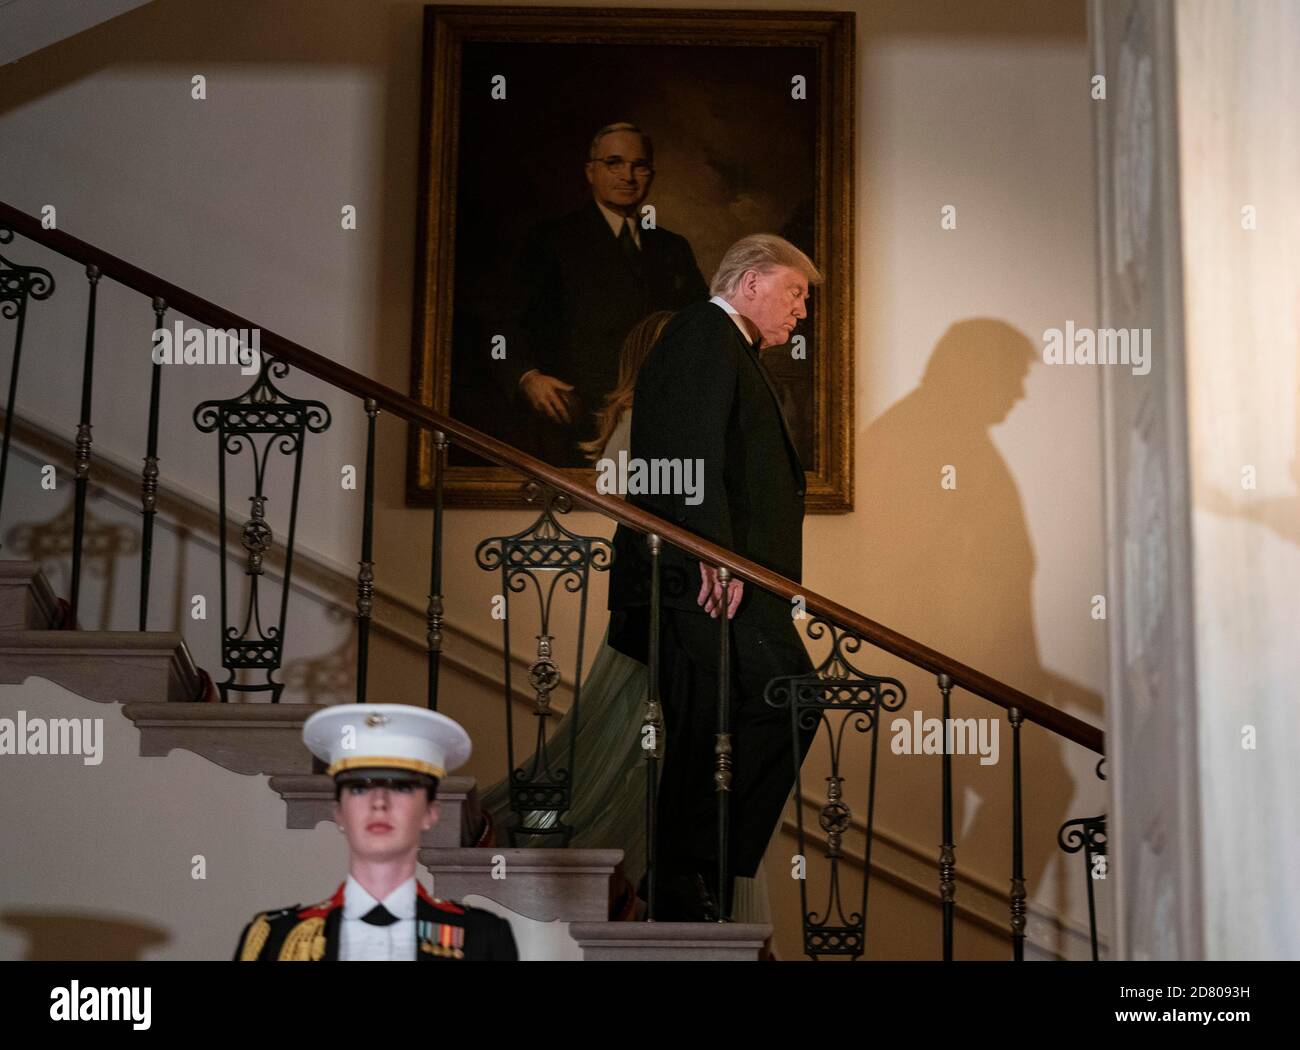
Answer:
[{"xmin": 580, "ymin": 310, "xmax": 676, "ymax": 462}]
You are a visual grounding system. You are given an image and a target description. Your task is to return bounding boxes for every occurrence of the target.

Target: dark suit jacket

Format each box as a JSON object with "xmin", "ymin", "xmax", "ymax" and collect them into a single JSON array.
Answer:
[
  {"xmin": 502, "ymin": 199, "xmax": 708, "ymax": 462},
  {"xmin": 608, "ymin": 300, "xmax": 806, "ymax": 661},
  {"xmin": 233, "ymin": 882, "xmax": 518, "ymax": 961}
]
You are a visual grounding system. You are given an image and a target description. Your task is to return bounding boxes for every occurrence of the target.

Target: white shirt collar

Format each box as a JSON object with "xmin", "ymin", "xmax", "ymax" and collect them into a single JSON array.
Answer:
[
  {"xmin": 595, "ymin": 198, "xmax": 641, "ymax": 248},
  {"xmin": 709, "ymin": 295, "xmax": 758, "ymax": 345},
  {"xmin": 343, "ymin": 874, "xmax": 417, "ymax": 920}
]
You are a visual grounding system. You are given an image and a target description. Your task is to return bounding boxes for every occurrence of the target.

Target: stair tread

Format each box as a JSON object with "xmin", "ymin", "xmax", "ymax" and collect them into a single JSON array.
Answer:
[
  {"xmin": 123, "ymin": 701, "xmax": 329, "ymax": 721},
  {"xmin": 0, "ymin": 560, "xmax": 62, "ymax": 629},
  {"xmin": 0, "ymin": 629, "xmax": 205, "ymax": 704},
  {"xmin": 0, "ymin": 629, "xmax": 190, "ymax": 649}
]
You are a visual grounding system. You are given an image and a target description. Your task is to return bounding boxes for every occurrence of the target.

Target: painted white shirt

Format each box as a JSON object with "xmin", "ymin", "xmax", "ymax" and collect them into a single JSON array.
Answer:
[
  {"xmin": 596, "ymin": 198, "xmax": 642, "ymax": 249},
  {"xmin": 339, "ymin": 875, "xmax": 417, "ymax": 962}
]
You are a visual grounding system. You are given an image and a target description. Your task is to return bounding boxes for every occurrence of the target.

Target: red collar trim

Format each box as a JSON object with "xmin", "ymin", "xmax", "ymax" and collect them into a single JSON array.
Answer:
[
  {"xmin": 297, "ymin": 882, "xmax": 459, "ymax": 918},
  {"xmin": 417, "ymin": 882, "xmax": 465, "ymax": 914},
  {"xmin": 297, "ymin": 883, "xmax": 345, "ymax": 919}
]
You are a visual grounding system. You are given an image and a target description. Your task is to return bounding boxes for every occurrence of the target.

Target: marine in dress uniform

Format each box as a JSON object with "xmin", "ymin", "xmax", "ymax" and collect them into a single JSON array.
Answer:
[{"xmin": 233, "ymin": 704, "xmax": 518, "ymax": 961}]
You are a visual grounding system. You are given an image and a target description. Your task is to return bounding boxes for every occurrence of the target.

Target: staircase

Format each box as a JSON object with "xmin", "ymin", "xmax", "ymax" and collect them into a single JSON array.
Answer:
[
  {"xmin": 0, "ymin": 0, "xmax": 157, "ymax": 68},
  {"xmin": 0, "ymin": 560, "xmax": 771, "ymax": 960},
  {"xmin": 0, "ymin": 200, "xmax": 1107, "ymax": 962},
  {"xmin": 0, "ymin": 560, "xmax": 200, "ymax": 704}
]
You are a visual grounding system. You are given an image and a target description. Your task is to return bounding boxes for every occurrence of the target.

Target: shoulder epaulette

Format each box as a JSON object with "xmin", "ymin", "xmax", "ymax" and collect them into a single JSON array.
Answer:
[
  {"xmin": 297, "ymin": 883, "xmax": 346, "ymax": 919},
  {"xmin": 238, "ymin": 913, "xmax": 270, "ymax": 961},
  {"xmin": 236, "ymin": 903, "xmax": 303, "ymax": 961},
  {"xmin": 416, "ymin": 882, "xmax": 465, "ymax": 914}
]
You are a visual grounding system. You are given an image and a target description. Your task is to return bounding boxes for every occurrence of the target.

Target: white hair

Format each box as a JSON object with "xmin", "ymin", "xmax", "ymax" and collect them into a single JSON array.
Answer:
[
  {"xmin": 587, "ymin": 122, "xmax": 654, "ymax": 164},
  {"xmin": 709, "ymin": 234, "xmax": 822, "ymax": 297}
]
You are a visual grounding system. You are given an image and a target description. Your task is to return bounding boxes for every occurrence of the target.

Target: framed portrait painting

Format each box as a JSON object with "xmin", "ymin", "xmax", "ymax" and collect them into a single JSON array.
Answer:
[{"xmin": 408, "ymin": 5, "xmax": 855, "ymax": 511}]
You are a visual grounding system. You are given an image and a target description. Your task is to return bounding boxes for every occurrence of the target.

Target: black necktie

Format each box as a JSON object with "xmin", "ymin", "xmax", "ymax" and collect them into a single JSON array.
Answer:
[
  {"xmin": 617, "ymin": 220, "xmax": 643, "ymax": 276},
  {"xmin": 361, "ymin": 903, "xmax": 399, "ymax": 926}
]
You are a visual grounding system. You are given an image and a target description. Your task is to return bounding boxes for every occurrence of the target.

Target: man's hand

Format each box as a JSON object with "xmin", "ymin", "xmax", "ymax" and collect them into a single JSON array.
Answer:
[
  {"xmin": 520, "ymin": 370, "xmax": 577, "ymax": 425},
  {"xmin": 698, "ymin": 563, "xmax": 744, "ymax": 619}
]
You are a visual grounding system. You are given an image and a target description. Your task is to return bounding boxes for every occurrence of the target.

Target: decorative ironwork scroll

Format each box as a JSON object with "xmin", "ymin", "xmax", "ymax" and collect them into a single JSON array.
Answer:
[
  {"xmin": 194, "ymin": 355, "xmax": 330, "ymax": 702},
  {"xmin": 475, "ymin": 481, "xmax": 611, "ymax": 845},
  {"xmin": 1059, "ymin": 813, "xmax": 1109, "ymax": 959},
  {"xmin": 0, "ymin": 227, "xmax": 55, "ymax": 549},
  {"xmin": 766, "ymin": 619, "xmax": 906, "ymax": 959}
]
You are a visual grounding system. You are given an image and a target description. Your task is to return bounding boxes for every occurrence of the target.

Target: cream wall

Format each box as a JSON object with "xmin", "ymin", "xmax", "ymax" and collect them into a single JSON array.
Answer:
[
  {"xmin": 0, "ymin": 0, "xmax": 1105, "ymax": 959},
  {"xmin": 1176, "ymin": 0, "xmax": 1299, "ymax": 959}
]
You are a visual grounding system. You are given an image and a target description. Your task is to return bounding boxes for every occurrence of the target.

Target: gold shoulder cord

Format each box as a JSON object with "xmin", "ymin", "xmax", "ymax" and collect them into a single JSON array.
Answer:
[
  {"xmin": 278, "ymin": 917, "xmax": 327, "ymax": 961},
  {"xmin": 238, "ymin": 915, "xmax": 270, "ymax": 962}
]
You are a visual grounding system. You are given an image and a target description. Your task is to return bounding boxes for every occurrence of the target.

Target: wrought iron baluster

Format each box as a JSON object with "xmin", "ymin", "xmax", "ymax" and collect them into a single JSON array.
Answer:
[
  {"xmin": 1058, "ymin": 814, "xmax": 1107, "ymax": 960},
  {"xmin": 937, "ymin": 672, "xmax": 956, "ymax": 960},
  {"xmin": 68, "ymin": 264, "xmax": 101, "ymax": 627},
  {"xmin": 643, "ymin": 532, "xmax": 664, "ymax": 921},
  {"xmin": 859, "ymin": 661, "xmax": 885, "ymax": 957},
  {"xmin": 0, "ymin": 227, "xmax": 55, "ymax": 549},
  {"xmin": 425, "ymin": 431, "xmax": 447, "ymax": 710},
  {"xmin": 194, "ymin": 355, "xmax": 330, "ymax": 702},
  {"xmin": 474, "ymin": 481, "xmax": 610, "ymax": 845},
  {"xmin": 715, "ymin": 566, "xmax": 733, "ymax": 922},
  {"xmin": 355, "ymin": 398, "xmax": 378, "ymax": 702},
  {"xmin": 139, "ymin": 297, "xmax": 167, "ymax": 630},
  {"xmin": 1009, "ymin": 706, "xmax": 1026, "ymax": 960},
  {"xmin": 766, "ymin": 620, "xmax": 906, "ymax": 959},
  {"xmin": 1058, "ymin": 758, "xmax": 1108, "ymax": 960}
]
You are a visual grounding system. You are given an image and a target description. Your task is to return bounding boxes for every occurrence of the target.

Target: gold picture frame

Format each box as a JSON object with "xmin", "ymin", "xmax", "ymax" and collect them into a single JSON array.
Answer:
[{"xmin": 408, "ymin": 4, "xmax": 855, "ymax": 511}]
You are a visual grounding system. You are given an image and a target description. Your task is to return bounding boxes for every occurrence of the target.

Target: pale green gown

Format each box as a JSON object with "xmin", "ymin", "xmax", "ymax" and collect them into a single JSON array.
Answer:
[{"xmin": 479, "ymin": 411, "xmax": 772, "ymax": 924}]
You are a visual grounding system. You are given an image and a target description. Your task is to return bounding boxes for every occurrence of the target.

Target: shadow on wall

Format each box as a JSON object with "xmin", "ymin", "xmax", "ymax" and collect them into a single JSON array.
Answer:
[
  {"xmin": 2, "ymin": 910, "xmax": 170, "ymax": 961},
  {"xmin": 0, "ymin": 434, "xmax": 418, "ymax": 706},
  {"xmin": 1, "ymin": 473, "xmax": 201, "ymax": 637},
  {"xmin": 856, "ymin": 317, "xmax": 1104, "ymax": 890},
  {"xmin": 281, "ymin": 604, "xmax": 358, "ymax": 705},
  {"xmin": 4, "ymin": 496, "xmax": 139, "ymax": 629}
]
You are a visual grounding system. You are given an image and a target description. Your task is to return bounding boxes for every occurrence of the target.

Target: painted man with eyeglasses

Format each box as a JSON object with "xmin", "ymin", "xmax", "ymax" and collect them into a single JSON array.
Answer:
[{"xmin": 502, "ymin": 121, "xmax": 709, "ymax": 465}]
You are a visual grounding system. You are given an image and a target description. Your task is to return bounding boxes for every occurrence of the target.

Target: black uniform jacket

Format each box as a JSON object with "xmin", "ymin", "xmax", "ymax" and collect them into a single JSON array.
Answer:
[
  {"xmin": 233, "ymin": 882, "xmax": 519, "ymax": 961},
  {"xmin": 608, "ymin": 299, "xmax": 806, "ymax": 661}
]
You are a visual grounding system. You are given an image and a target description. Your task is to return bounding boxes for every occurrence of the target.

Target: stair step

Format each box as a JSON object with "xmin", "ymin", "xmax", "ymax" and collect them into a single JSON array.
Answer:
[
  {"xmin": 268, "ymin": 773, "xmax": 482, "ymax": 847},
  {"xmin": 0, "ymin": 630, "xmax": 203, "ymax": 703},
  {"xmin": 568, "ymin": 921, "xmax": 772, "ymax": 961},
  {"xmin": 0, "ymin": 560, "xmax": 60, "ymax": 629},
  {"xmin": 121, "ymin": 701, "xmax": 324, "ymax": 776},
  {"xmin": 419, "ymin": 847, "xmax": 622, "ymax": 923}
]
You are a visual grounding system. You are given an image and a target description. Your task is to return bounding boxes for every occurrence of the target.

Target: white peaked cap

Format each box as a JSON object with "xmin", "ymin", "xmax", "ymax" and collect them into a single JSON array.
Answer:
[{"xmin": 302, "ymin": 703, "xmax": 472, "ymax": 780}]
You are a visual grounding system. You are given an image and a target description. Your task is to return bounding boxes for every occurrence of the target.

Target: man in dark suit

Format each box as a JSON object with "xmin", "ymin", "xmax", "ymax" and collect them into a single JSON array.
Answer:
[
  {"xmin": 608, "ymin": 234, "xmax": 824, "ymax": 920},
  {"xmin": 502, "ymin": 122, "xmax": 709, "ymax": 465}
]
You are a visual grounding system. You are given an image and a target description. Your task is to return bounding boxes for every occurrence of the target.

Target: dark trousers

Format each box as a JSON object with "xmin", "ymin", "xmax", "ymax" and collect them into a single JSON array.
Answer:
[{"xmin": 655, "ymin": 605, "xmax": 816, "ymax": 882}]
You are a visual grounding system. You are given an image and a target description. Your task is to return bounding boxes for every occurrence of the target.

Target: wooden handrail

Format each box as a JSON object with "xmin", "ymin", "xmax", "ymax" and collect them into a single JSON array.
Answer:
[{"xmin": 0, "ymin": 201, "xmax": 1104, "ymax": 754}]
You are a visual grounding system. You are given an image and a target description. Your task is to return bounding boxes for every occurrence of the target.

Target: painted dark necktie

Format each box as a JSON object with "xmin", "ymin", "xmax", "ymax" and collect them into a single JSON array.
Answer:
[{"xmin": 617, "ymin": 219, "xmax": 643, "ymax": 278}]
